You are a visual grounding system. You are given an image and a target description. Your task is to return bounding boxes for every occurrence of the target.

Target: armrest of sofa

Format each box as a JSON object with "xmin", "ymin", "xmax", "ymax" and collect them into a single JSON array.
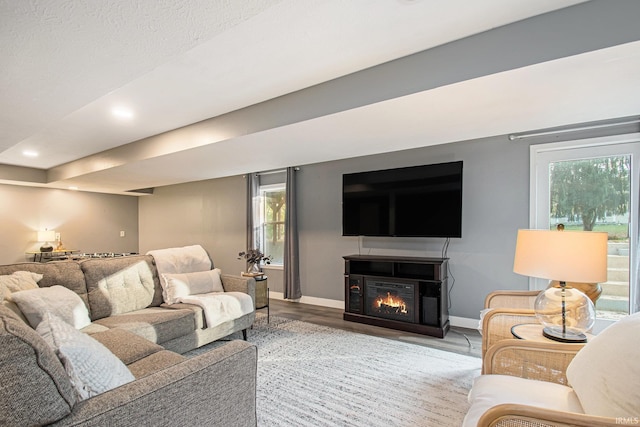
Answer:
[
  {"xmin": 221, "ymin": 274, "xmax": 256, "ymax": 305},
  {"xmin": 477, "ymin": 403, "xmax": 619, "ymax": 427},
  {"xmin": 483, "ymin": 339, "xmax": 582, "ymax": 385},
  {"xmin": 52, "ymin": 340, "xmax": 257, "ymax": 427}
]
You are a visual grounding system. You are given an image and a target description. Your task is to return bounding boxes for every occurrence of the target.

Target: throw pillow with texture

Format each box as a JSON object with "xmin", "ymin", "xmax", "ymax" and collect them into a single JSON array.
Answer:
[
  {"xmin": 10, "ymin": 285, "xmax": 91, "ymax": 329},
  {"xmin": 0, "ymin": 270, "xmax": 42, "ymax": 294},
  {"xmin": 566, "ymin": 311, "xmax": 640, "ymax": 418},
  {"xmin": 161, "ymin": 268, "xmax": 224, "ymax": 305},
  {"xmin": 37, "ymin": 312, "xmax": 135, "ymax": 400},
  {"xmin": 1, "ymin": 271, "xmax": 45, "ymax": 322},
  {"xmin": 0, "ymin": 281, "xmax": 9, "ymax": 302}
]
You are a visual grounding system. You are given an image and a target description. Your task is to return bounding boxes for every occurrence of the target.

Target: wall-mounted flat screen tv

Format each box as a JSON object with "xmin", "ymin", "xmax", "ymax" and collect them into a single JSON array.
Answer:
[{"xmin": 342, "ymin": 161, "xmax": 463, "ymax": 238}]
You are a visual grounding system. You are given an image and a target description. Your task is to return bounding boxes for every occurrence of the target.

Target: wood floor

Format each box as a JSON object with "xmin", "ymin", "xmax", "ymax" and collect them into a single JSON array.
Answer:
[{"xmin": 265, "ymin": 299, "xmax": 481, "ymax": 358}]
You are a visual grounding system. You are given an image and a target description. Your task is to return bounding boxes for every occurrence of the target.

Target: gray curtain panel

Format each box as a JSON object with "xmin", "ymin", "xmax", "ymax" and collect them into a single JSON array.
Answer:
[
  {"xmin": 284, "ymin": 167, "xmax": 301, "ymax": 299},
  {"xmin": 246, "ymin": 173, "xmax": 259, "ymax": 270},
  {"xmin": 634, "ymin": 204, "xmax": 640, "ymax": 314}
]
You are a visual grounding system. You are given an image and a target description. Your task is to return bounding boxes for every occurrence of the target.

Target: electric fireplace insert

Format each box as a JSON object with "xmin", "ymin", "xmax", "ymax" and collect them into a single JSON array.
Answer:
[{"xmin": 364, "ymin": 280, "xmax": 416, "ymax": 323}]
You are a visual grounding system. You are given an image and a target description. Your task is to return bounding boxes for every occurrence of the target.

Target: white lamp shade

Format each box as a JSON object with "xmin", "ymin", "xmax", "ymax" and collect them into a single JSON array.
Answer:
[
  {"xmin": 513, "ymin": 229, "xmax": 608, "ymax": 283},
  {"xmin": 37, "ymin": 230, "xmax": 56, "ymax": 242}
]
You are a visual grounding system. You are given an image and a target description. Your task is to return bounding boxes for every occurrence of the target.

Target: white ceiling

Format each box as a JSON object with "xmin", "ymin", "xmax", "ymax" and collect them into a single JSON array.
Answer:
[{"xmin": 2, "ymin": 0, "xmax": 639, "ymax": 195}]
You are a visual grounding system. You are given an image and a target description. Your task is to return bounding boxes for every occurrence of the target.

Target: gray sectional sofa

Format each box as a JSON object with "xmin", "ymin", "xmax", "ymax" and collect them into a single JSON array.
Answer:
[
  {"xmin": 0, "ymin": 254, "xmax": 256, "ymax": 352},
  {"xmin": 0, "ymin": 254, "xmax": 259, "ymax": 426}
]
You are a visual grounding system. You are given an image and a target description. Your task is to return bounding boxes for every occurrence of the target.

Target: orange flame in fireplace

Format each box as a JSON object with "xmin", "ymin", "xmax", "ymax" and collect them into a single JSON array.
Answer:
[{"xmin": 375, "ymin": 292, "xmax": 408, "ymax": 314}]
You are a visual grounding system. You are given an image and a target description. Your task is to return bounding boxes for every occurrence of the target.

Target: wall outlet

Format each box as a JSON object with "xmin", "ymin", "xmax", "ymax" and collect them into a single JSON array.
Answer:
[
  {"xmin": 55, "ymin": 232, "xmax": 61, "ymax": 241},
  {"xmin": 120, "ymin": 231, "xmax": 125, "ymax": 237}
]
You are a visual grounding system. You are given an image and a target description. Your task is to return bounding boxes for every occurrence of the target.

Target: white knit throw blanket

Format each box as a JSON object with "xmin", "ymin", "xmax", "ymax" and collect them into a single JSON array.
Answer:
[
  {"xmin": 178, "ymin": 292, "xmax": 254, "ymax": 328},
  {"xmin": 147, "ymin": 245, "xmax": 212, "ymax": 276}
]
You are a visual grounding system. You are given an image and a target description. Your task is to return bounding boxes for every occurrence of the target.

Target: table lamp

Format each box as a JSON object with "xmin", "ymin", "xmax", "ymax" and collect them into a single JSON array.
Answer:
[
  {"xmin": 513, "ymin": 228, "xmax": 608, "ymax": 343},
  {"xmin": 37, "ymin": 229, "xmax": 56, "ymax": 252}
]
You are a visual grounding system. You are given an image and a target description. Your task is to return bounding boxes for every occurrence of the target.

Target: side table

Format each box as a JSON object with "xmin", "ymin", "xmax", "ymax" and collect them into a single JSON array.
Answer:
[
  {"xmin": 511, "ymin": 323, "xmax": 593, "ymax": 343},
  {"xmin": 254, "ymin": 275, "xmax": 269, "ymax": 323},
  {"xmin": 26, "ymin": 249, "xmax": 78, "ymax": 262}
]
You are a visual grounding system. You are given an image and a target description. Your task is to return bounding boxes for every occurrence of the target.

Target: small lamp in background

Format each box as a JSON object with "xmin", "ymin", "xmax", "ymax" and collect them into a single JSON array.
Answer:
[
  {"xmin": 513, "ymin": 228, "xmax": 608, "ymax": 343},
  {"xmin": 37, "ymin": 229, "xmax": 56, "ymax": 252}
]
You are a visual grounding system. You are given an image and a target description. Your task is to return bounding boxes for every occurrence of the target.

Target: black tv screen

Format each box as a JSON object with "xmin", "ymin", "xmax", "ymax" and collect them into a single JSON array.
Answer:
[{"xmin": 342, "ymin": 161, "xmax": 463, "ymax": 238}]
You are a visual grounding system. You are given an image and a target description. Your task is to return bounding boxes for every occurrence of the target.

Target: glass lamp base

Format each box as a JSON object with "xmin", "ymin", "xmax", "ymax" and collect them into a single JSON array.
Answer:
[{"xmin": 542, "ymin": 326, "xmax": 588, "ymax": 343}]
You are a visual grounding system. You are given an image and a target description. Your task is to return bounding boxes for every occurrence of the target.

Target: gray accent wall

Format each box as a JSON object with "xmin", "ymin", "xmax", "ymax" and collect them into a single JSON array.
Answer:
[
  {"xmin": 138, "ymin": 175, "xmax": 249, "ymax": 275},
  {"xmin": 139, "ymin": 133, "xmax": 532, "ymax": 320},
  {"xmin": 0, "ymin": 185, "xmax": 138, "ymax": 264},
  {"xmin": 297, "ymin": 136, "xmax": 531, "ymax": 319}
]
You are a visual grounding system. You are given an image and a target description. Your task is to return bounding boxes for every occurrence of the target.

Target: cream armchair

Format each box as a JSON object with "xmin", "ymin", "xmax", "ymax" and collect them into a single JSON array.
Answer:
[
  {"xmin": 480, "ymin": 290, "xmax": 539, "ymax": 363},
  {"xmin": 464, "ymin": 311, "xmax": 640, "ymax": 427}
]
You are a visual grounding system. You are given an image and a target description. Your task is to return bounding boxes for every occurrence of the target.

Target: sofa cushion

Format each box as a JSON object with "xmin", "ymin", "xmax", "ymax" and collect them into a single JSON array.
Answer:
[
  {"xmin": 162, "ymin": 302, "xmax": 207, "ymax": 329},
  {"xmin": 127, "ymin": 349, "xmax": 187, "ymax": 379},
  {"xmin": 162, "ymin": 268, "xmax": 224, "ymax": 304},
  {"xmin": 463, "ymin": 374, "xmax": 584, "ymax": 427},
  {"xmin": 37, "ymin": 312, "xmax": 135, "ymax": 401},
  {"xmin": 81, "ymin": 322, "xmax": 110, "ymax": 334},
  {"xmin": 81, "ymin": 255, "xmax": 164, "ymax": 320},
  {"xmin": 93, "ymin": 306, "xmax": 197, "ymax": 345},
  {"xmin": 11, "ymin": 285, "xmax": 91, "ymax": 329},
  {"xmin": 0, "ymin": 305, "xmax": 76, "ymax": 427},
  {"xmin": 90, "ymin": 328, "xmax": 165, "ymax": 365},
  {"xmin": 566, "ymin": 311, "xmax": 640, "ymax": 418}
]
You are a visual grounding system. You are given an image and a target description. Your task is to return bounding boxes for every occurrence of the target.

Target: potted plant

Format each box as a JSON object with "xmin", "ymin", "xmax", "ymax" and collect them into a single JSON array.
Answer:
[{"xmin": 238, "ymin": 248, "xmax": 272, "ymax": 275}]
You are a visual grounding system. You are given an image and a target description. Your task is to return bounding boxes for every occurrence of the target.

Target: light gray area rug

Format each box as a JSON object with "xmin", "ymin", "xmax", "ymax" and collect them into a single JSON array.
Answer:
[{"xmin": 187, "ymin": 315, "xmax": 481, "ymax": 426}]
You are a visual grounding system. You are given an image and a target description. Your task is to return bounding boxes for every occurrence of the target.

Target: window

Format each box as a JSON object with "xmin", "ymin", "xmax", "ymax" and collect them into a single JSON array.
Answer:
[
  {"xmin": 531, "ymin": 134, "xmax": 640, "ymax": 329},
  {"xmin": 256, "ymin": 183, "xmax": 286, "ymax": 265}
]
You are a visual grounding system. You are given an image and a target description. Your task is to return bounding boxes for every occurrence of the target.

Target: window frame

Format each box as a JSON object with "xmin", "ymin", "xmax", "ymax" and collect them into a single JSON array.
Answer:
[
  {"xmin": 257, "ymin": 182, "xmax": 286, "ymax": 267},
  {"xmin": 530, "ymin": 133, "xmax": 640, "ymax": 330}
]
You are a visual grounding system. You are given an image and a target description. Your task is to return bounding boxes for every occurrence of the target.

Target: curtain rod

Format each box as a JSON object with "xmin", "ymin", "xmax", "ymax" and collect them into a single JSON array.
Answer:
[
  {"xmin": 508, "ymin": 118, "xmax": 640, "ymax": 141},
  {"xmin": 255, "ymin": 167, "xmax": 300, "ymax": 177}
]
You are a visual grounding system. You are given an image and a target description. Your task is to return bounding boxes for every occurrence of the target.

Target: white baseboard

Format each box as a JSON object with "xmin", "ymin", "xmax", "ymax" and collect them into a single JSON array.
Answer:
[
  {"xmin": 269, "ymin": 292, "xmax": 345, "ymax": 309},
  {"xmin": 448, "ymin": 316, "xmax": 480, "ymax": 330},
  {"xmin": 269, "ymin": 292, "xmax": 479, "ymax": 329}
]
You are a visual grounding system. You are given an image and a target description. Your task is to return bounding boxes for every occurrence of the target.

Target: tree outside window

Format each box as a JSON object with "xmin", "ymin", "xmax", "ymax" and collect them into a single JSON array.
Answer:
[
  {"xmin": 259, "ymin": 185, "xmax": 286, "ymax": 265},
  {"xmin": 550, "ymin": 156, "xmax": 630, "ymax": 240},
  {"xmin": 549, "ymin": 155, "xmax": 631, "ymax": 318}
]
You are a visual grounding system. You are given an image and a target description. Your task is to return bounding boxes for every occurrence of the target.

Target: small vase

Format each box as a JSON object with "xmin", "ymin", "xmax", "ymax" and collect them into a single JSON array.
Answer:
[{"xmin": 248, "ymin": 263, "xmax": 261, "ymax": 275}]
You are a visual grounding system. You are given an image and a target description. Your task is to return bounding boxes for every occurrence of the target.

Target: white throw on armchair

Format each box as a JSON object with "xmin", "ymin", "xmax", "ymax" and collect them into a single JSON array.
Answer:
[{"xmin": 464, "ymin": 311, "xmax": 640, "ymax": 426}]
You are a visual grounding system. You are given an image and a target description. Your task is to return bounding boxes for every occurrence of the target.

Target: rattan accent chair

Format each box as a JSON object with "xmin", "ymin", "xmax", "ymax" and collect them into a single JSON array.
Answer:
[
  {"xmin": 484, "ymin": 290, "xmax": 540, "ymax": 310},
  {"xmin": 480, "ymin": 290, "xmax": 540, "ymax": 364},
  {"xmin": 464, "ymin": 311, "xmax": 640, "ymax": 427}
]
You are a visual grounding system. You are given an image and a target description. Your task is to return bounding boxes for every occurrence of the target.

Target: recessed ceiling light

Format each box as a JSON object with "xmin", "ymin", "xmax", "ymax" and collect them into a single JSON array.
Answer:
[
  {"xmin": 22, "ymin": 150, "xmax": 39, "ymax": 157},
  {"xmin": 111, "ymin": 107, "xmax": 134, "ymax": 119}
]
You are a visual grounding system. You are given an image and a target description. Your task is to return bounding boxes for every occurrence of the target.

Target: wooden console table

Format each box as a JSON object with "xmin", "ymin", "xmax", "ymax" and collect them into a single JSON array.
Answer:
[{"xmin": 26, "ymin": 250, "xmax": 78, "ymax": 262}]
